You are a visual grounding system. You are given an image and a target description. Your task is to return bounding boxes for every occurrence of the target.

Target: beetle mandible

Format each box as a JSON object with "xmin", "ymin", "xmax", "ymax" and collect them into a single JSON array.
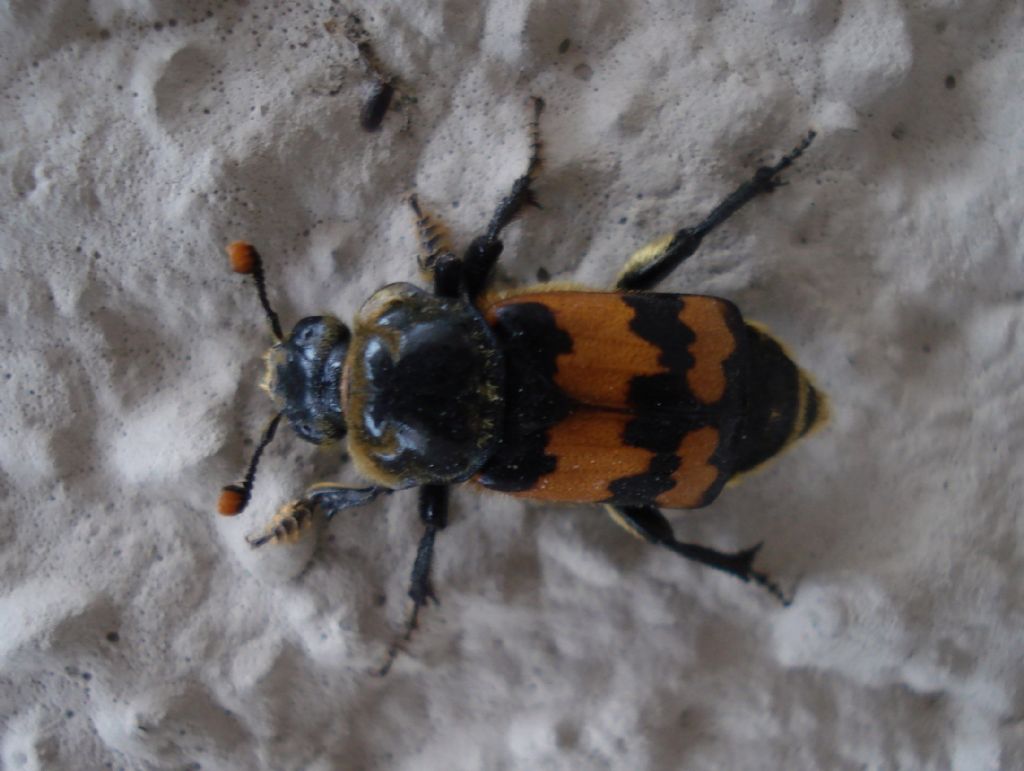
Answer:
[{"xmin": 218, "ymin": 98, "xmax": 827, "ymax": 672}]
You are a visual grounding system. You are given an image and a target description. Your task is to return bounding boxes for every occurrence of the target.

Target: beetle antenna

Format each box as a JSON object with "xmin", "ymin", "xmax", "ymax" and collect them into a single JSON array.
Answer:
[
  {"xmin": 226, "ymin": 241, "xmax": 284, "ymax": 341},
  {"xmin": 218, "ymin": 412, "xmax": 284, "ymax": 516}
]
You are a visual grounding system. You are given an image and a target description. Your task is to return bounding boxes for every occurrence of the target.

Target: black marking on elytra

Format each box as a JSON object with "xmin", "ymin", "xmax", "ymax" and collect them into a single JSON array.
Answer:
[
  {"xmin": 698, "ymin": 423, "xmax": 739, "ymax": 506},
  {"xmin": 623, "ymin": 294, "xmax": 697, "ymax": 413},
  {"xmin": 477, "ymin": 302, "xmax": 574, "ymax": 492},
  {"xmin": 607, "ymin": 452, "xmax": 680, "ymax": 504},
  {"xmin": 700, "ymin": 304, "xmax": 749, "ymax": 504},
  {"xmin": 607, "ymin": 294, "xmax": 745, "ymax": 507},
  {"xmin": 732, "ymin": 325, "xmax": 800, "ymax": 473},
  {"xmin": 621, "ymin": 411, "xmax": 686, "ymax": 454},
  {"xmin": 614, "ymin": 295, "xmax": 711, "ymax": 504}
]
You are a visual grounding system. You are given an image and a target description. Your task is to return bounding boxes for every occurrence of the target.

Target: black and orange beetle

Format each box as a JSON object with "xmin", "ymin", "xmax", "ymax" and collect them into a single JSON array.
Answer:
[{"xmin": 218, "ymin": 98, "xmax": 827, "ymax": 672}]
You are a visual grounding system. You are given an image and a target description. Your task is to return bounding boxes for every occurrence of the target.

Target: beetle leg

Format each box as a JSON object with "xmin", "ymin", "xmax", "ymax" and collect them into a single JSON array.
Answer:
[
  {"xmin": 409, "ymin": 194, "xmax": 456, "ymax": 277},
  {"xmin": 245, "ymin": 483, "xmax": 389, "ymax": 548},
  {"xmin": 604, "ymin": 504, "xmax": 791, "ymax": 605},
  {"xmin": 615, "ymin": 131, "xmax": 816, "ymax": 291},
  {"xmin": 462, "ymin": 96, "xmax": 546, "ymax": 300},
  {"xmin": 378, "ymin": 484, "xmax": 449, "ymax": 675},
  {"xmin": 407, "ymin": 195, "xmax": 464, "ymax": 298}
]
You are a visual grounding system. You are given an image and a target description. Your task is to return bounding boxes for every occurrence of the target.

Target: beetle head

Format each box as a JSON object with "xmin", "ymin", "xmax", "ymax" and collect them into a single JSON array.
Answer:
[
  {"xmin": 262, "ymin": 315, "xmax": 349, "ymax": 444},
  {"xmin": 218, "ymin": 241, "xmax": 350, "ymax": 517}
]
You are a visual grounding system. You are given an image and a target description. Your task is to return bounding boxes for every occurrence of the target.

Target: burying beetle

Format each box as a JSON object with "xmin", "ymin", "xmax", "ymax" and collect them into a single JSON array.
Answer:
[{"xmin": 219, "ymin": 98, "xmax": 826, "ymax": 673}]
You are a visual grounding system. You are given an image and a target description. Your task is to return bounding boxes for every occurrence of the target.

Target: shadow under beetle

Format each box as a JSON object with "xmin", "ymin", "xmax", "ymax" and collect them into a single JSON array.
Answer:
[{"xmin": 218, "ymin": 98, "xmax": 827, "ymax": 674}]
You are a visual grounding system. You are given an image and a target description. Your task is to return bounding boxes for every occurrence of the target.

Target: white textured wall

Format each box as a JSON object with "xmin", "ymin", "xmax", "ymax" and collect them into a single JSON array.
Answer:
[{"xmin": 2, "ymin": 1, "xmax": 1022, "ymax": 769}]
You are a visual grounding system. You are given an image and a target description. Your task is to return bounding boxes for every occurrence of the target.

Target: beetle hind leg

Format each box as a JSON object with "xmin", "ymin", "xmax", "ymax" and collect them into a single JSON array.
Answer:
[
  {"xmin": 615, "ymin": 131, "xmax": 816, "ymax": 291},
  {"xmin": 605, "ymin": 504, "xmax": 790, "ymax": 604}
]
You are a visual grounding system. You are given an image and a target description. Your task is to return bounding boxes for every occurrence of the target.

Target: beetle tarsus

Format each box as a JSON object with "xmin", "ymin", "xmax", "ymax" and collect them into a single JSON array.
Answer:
[
  {"xmin": 482, "ymin": 97, "xmax": 546, "ymax": 241},
  {"xmin": 697, "ymin": 541, "xmax": 791, "ymax": 605},
  {"xmin": 606, "ymin": 505, "xmax": 791, "ymax": 605},
  {"xmin": 376, "ymin": 599, "xmax": 426, "ymax": 677},
  {"xmin": 376, "ymin": 528, "xmax": 440, "ymax": 677},
  {"xmin": 750, "ymin": 569, "xmax": 792, "ymax": 607},
  {"xmin": 409, "ymin": 194, "xmax": 456, "ymax": 277}
]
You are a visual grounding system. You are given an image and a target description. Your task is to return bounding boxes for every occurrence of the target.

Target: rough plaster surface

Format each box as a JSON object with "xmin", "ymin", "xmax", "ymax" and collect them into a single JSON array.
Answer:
[{"xmin": 1, "ymin": 1, "xmax": 1022, "ymax": 769}]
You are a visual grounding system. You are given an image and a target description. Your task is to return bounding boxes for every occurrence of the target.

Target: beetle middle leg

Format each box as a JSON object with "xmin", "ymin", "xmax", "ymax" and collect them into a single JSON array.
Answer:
[
  {"xmin": 615, "ymin": 131, "xmax": 816, "ymax": 291},
  {"xmin": 605, "ymin": 503, "xmax": 790, "ymax": 604},
  {"xmin": 462, "ymin": 96, "xmax": 546, "ymax": 300},
  {"xmin": 378, "ymin": 484, "xmax": 449, "ymax": 675}
]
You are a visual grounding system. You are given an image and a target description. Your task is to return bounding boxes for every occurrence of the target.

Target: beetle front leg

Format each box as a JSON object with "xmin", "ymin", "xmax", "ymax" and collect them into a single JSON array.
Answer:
[
  {"xmin": 605, "ymin": 504, "xmax": 790, "ymax": 604},
  {"xmin": 409, "ymin": 194, "xmax": 456, "ymax": 278},
  {"xmin": 462, "ymin": 96, "xmax": 546, "ymax": 300},
  {"xmin": 246, "ymin": 483, "xmax": 390, "ymax": 548},
  {"xmin": 378, "ymin": 484, "xmax": 449, "ymax": 675},
  {"xmin": 407, "ymin": 195, "xmax": 465, "ymax": 299},
  {"xmin": 615, "ymin": 131, "xmax": 816, "ymax": 291}
]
